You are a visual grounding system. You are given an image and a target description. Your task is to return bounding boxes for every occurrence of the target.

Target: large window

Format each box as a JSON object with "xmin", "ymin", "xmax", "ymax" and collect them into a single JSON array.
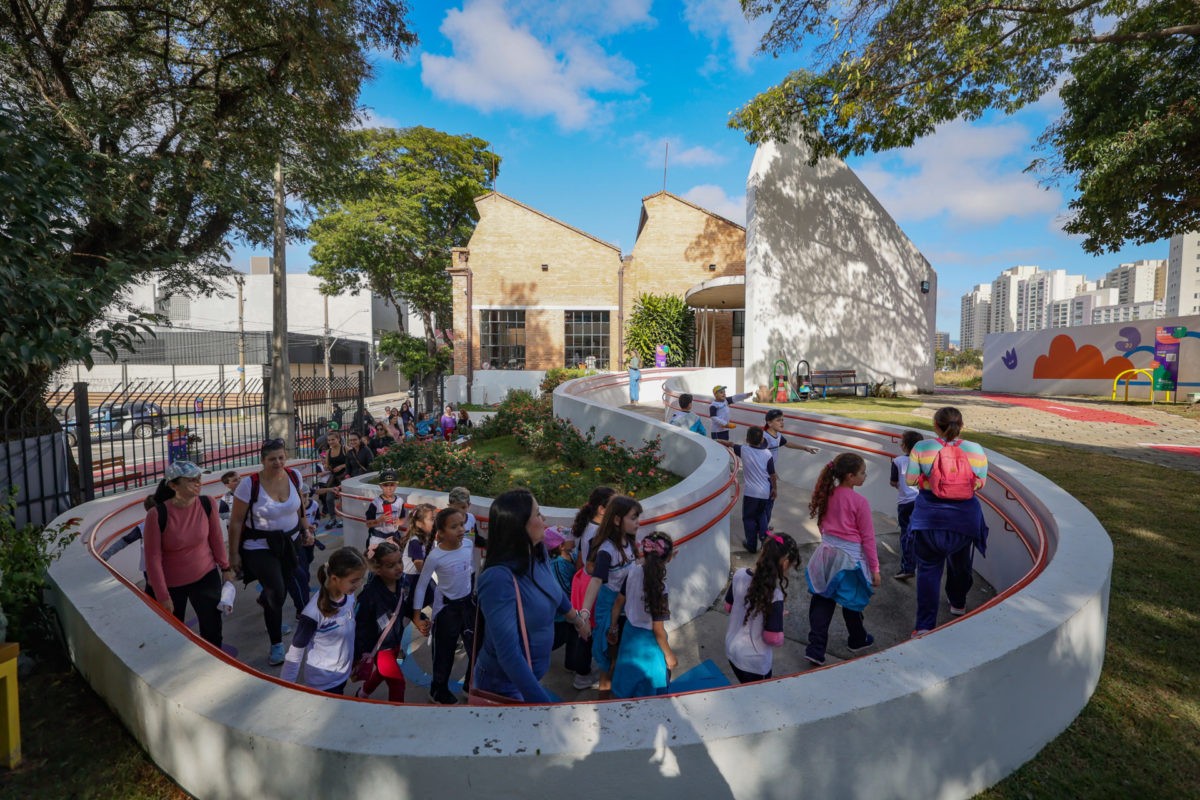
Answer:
[
  {"xmin": 564, "ymin": 310, "xmax": 610, "ymax": 369},
  {"xmin": 732, "ymin": 310, "xmax": 745, "ymax": 367},
  {"xmin": 480, "ymin": 310, "xmax": 526, "ymax": 369}
]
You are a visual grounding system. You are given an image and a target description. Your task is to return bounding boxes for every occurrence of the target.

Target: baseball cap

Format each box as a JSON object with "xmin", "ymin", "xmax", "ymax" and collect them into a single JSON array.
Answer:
[
  {"xmin": 165, "ymin": 460, "xmax": 203, "ymax": 481},
  {"xmin": 544, "ymin": 526, "xmax": 567, "ymax": 550},
  {"xmin": 378, "ymin": 468, "xmax": 399, "ymax": 484},
  {"xmin": 712, "ymin": 384, "xmax": 727, "ymax": 395}
]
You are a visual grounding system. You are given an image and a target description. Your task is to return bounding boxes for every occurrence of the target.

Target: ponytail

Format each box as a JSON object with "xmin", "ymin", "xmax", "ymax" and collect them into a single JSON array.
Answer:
[
  {"xmin": 934, "ymin": 406, "xmax": 964, "ymax": 441},
  {"xmin": 639, "ymin": 532, "xmax": 674, "ymax": 619},
  {"xmin": 317, "ymin": 546, "xmax": 366, "ymax": 617},
  {"xmin": 572, "ymin": 486, "xmax": 615, "ymax": 539},
  {"xmin": 808, "ymin": 453, "xmax": 865, "ymax": 525},
  {"xmin": 152, "ymin": 479, "xmax": 176, "ymax": 505}
]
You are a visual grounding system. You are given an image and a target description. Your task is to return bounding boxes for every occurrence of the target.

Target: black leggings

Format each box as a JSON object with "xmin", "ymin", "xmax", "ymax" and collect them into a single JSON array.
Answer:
[
  {"xmin": 168, "ymin": 567, "xmax": 223, "ymax": 648},
  {"xmin": 241, "ymin": 548, "xmax": 287, "ymax": 645},
  {"xmin": 432, "ymin": 595, "xmax": 476, "ymax": 693},
  {"xmin": 729, "ymin": 662, "xmax": 772, "ymax": 684}
]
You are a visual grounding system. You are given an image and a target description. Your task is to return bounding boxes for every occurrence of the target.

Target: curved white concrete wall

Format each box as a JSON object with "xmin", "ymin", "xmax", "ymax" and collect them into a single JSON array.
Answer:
[{"xmin": 46, "ymin": 370, "xmax": 1109, "ymax": 800}]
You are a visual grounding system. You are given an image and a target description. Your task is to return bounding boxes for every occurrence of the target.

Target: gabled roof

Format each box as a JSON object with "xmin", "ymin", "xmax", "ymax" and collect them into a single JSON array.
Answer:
[
  {"xmin": 636, "ymin": 190, "xmax": 746, "ymax": 239},
  {"xmin": 474, "ymin": 191, "xmax": 621, "ymax": 252}
]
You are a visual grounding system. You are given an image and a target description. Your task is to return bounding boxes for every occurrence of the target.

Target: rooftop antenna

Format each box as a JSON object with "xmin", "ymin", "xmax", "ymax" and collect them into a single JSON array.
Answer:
[
  {"xmin": 662, "ymin": 141, "xmax": 669, "ymax": 193},
  {"xmin": 491, "ymin": 151, "xmax": 497, "ymax": 191}
]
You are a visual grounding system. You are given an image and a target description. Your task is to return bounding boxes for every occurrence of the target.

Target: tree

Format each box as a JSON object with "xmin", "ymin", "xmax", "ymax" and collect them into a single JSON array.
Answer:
[
  {"xmin": 376, "ymin": 330, "xmax": 452, "ymax": 406},
  {"xmin": 625, "ymin": 294, "xmax": 695, "ymax": 367},
  {"xmin": 307, "ymin": 126, "xmax": 499, "ymax": 377},
  {"xmin": 0, "ymin": 1, "xmax": 415, "ymax": 408},
  {"xmin": 731, "ymin": 0, "xmax": 1200, "ymax": 253}
]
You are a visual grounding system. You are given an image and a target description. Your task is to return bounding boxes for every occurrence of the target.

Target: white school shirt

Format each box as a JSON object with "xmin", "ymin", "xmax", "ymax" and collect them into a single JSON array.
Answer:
[
  {"xmin": 413, "ymin": 540, "xmax": 475, "ymax": 618},
  {"xmin": 731, "ymin": 443, "xmax": 775, "ymax": 500},
  {"xmin": 620, "ymin": 562, "xmax": 670, "ymax": 631},
  {"xmin": 594, "ymin": 540, "xmax": 636, "ymax": 592},
  {"xmin": 279, "ymin": 591, "xmax": 356, "ymax": 691},
  {"xmin": 892, "ymin": 454, "xmax": 919, "ymax": 504},
  {"xmin": 725, "ymin": 568, "xmax": 785, "ymax": 676},
  {"xmin": 233, "ymin": 471, "xmax": 304, "ymax": 551}
]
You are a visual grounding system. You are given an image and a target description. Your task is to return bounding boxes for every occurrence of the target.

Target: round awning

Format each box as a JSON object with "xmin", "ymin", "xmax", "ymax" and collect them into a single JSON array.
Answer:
[{"xmin": 685, "ymin": 275, "xmax": 745, "ymax": 309}]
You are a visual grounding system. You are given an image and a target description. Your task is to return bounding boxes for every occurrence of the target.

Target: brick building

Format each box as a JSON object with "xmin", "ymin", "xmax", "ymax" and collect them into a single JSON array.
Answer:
[{"xmin": 448, "ymin": 191, "xmax": 746, "ymax": 402}]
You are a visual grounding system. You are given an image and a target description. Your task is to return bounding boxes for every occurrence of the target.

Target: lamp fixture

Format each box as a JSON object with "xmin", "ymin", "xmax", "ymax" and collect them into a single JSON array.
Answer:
[
  {"xmin": 920, "ymin": 279, "xmax": 931, "ymax": 294},
  {"xmin": 541, "ymin": 263, "xmax": 549, "ymax": 272},
  {"xmin": 708, "ymin": 263, "xmax": 717, "ymax": 271}
]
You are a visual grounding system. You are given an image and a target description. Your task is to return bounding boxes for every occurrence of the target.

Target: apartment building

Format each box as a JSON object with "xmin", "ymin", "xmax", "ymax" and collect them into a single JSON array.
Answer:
[
  {"xmin": 989, "ymin": 265, "xmax": 1040, "ymax": 334},
  {"xmin": 960, "ymin": 284, "xmax": 991, "ymax": 350},
  {"xmin": 1166, "ymin": 232, "xmax": 1200, "ymax": 317}
]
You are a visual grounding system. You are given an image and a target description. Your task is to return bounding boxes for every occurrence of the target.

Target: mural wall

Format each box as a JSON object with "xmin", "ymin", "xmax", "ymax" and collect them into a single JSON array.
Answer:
[{"xmin": 982, "ymin": 315, "xmax": 1200, "ymax": 398}]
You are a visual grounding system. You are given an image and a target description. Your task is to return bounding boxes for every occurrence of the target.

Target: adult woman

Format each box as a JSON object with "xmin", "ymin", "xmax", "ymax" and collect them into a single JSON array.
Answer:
[
  {"xmin": 905, "ymin": 406, "xmax": 989, "ymax": 635},
  {"xmin": 228, "ymin": 439, "xmax": 316, "ymax": 665},
  {"xmin": 439, "ymin": 405, "xmax": 457, "ymax": 441},
  {"xmin": 473, "ymin": 489, "xmax": 591, "ymax": 702},
  {"xmin": 344, "ymin": 430, "xmax": 374, "ymax": 478},
  {"xmin": 627, "ymin": 353, "xmax": 642, "ymax": 405},
  {"xmin": 399, "ymin": 401, "xmax": 414, "ymax": 431},
  {"xmin": 143, "ymin": 461, "xmax": 232, "ymax": 648},
  {"xmin": 322, "ymin": 429, "xmax": 348, "ymax": 528}
]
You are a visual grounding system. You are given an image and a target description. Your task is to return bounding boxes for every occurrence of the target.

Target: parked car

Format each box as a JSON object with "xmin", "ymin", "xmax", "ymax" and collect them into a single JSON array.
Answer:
[{"xmin": 64, "ymin": 401, "xmax": 168, "ymax": 446}]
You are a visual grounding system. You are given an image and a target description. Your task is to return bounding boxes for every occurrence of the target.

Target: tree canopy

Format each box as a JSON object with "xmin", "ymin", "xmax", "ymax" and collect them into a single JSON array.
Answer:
[
  {"xmin": 625, "ymin": 294, "xmax": 695, "ymax": 367},
  {"xmin": 308, "ymin": 126, "xmax": 499, "ymax": 356},
  {"xmin": 731, "ymin": 0, "xmax": 1200, "ymax": 253},
  {"xmin": 0, "ymin": 1, "xmax": 415, "ymax": 399}
]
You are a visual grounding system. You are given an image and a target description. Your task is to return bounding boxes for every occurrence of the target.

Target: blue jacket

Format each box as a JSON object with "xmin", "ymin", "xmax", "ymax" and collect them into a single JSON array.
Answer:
[{"xmin": 474, "ymin": 556, "xmax": 571, "ymax": 702}]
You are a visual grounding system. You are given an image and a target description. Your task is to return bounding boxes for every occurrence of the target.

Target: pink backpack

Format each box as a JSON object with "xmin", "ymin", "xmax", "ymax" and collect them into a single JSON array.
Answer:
[{"xmin": 927, "ymin": 441, "xmax": 976, "ymax": 500}]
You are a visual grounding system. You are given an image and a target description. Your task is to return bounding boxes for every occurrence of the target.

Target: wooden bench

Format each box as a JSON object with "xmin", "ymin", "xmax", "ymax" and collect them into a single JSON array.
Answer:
[
  {"xmin": 92, "ymin": 456, "xmax": 145, "ymax": 489},
  {"xmin": 808, "ymin": 370, "xmax": 871, "ymax": 398}
]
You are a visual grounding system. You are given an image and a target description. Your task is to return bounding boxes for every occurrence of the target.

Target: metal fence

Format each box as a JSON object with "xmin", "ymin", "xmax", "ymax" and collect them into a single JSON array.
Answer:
[{"xmin": 1, "ymin": 374, "xmax": 364, "ymax": 527}]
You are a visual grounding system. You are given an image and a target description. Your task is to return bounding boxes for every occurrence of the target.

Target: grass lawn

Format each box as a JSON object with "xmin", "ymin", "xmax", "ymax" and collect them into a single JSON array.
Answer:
[{"xmin": 9, "ymin": 400, "xmax": 1198, "ymax": 798}]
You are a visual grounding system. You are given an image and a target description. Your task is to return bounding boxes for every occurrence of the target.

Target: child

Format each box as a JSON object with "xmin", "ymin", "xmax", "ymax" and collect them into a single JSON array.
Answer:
[
  {"xmin": 609, "ymin": 532, "xmax": 677, "ymax": 698},
  {"xmin": 399, "ymin": 503, "xmax": 436, "ymax": 623},
  {"xmin": 725, "ymin": 532, "xmax": 801, "ymax": 683},
  {"xmin": 447, "ymin": 486, "xmax": 479, "ymax": 544},
  {"xmin": 566, "ymin": 486, "xmax": 615, "ymax": 689},
  {"xmin": 280, "ymin": 546, "xmax": 367, "ymax": 695},
  {"xmin": 717, "ymin": 426, "xmax": 776, "ymax": 553},
  {"xmin": 545, "ymin": 527, "xmax": 576, "ymax": 653},
  {"xmin": 667, "ymin": 393, "xmax": 708, "ymax": 436},
  {"xmin": 100, "ymin": 495, "xmax": 158, "ymax": 595},
  {"xmin": 365, "ymin": 469, "xmax": 406, "ymax": 551},
  {"xmin": 891, "ymin": 431, "xmax": 924, "ymax": 580},
  {"xmin": 804, "ymin": 454, "xmax": 880, "ymax": 666},
  {"xmin": 762, "ymin": 409, "xmax": 821, "ymax": 457},
  {"xmin": 354, "ymin": 541, "xmax": 408, "ymax": 702},
  {"xmin": 579, "ymin": 495, "xmax": 641, "ymax": 695},
  {"xmin": 708, "ymin": 384, "xmax": 752, "ymax": 440},
  {"xmin": 217, "ymin": 471, "xmax": 239, "ymax": 522},
  {"xmin": 411, "ymin": 507, "xmax": 475, "ymax": 704}
]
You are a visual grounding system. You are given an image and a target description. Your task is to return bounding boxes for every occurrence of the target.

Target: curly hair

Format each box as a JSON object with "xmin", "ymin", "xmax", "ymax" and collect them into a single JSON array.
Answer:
[
  {"xmin": 639, "ymin": 531, "xmax": 674, "ymax": 620},
  {"xmin": 571, "ymin": 486, "xmax": 615, "ymax": 539},
  {"xmin": 744, "ymin": 532, "xmax": 800, "ymax": 625},
  {"xmin": 808, "ymin": 453, "xmax": 866, "ymax": 525},
  {"xmin": 433, "ymin": 507, "xmax": 465, "ymax": 542},
  {"xmin": 402, "ymin": 503, "xmax": 437, "ymax": 552}
]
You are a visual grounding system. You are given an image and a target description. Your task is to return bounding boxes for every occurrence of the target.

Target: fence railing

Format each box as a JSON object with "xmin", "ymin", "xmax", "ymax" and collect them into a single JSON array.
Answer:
[{"xmin": 2, "ymin": 374, "xmax": 365, "ymax": 527}]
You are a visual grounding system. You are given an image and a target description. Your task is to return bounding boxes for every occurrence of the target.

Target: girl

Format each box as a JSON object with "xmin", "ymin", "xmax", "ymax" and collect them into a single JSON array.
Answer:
[
  {"xmin": 566, "ymin": 486, "xmax": 614, "ymax": 689},
  {"xmin": 399, "ymin": 503, "xmax": 437, "ymax": 623},
  {"xmin": 447, "ymin": 486, "xmax": 479, "ymax": 544},
  {"xmin": 280, "ymin": 546, "xmax": 367, "ymax": 695},
  {"xmin": 411, "ymin": 507, "xmax": 475, "ymax": 705},
  {"xmin": 354, "ymin": 541, "xmax": 408, "ymax": 702},
  {"xmin": 804, "ymin": 453, "xmax": 880, "ymax": 666},
  {"xmin": 365, "ymin": 469, "xmax": 406, "ymax": 551},
  {"xmin": 725, "ymin": 532, "xmax": 801, "ymax": 683},
  {"xmin": 905, "ymin": 406, "xmax": 988, "ymax": 634},
  {"xmin": 579, "ymin": 495, "xmax": 641, "ymax": 695},
  {"xmin": 609, "ymin": 532, "xmax": 676, "ymax": 699}
]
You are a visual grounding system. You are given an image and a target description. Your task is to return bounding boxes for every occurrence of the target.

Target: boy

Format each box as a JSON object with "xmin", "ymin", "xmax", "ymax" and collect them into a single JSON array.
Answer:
[
  {"xmin": 365, "ymin": 468, "xmax": 406, "ymax": 550},
  {"xmin": 717, "ymin": 427, "xmax": 776, "ymax": 553},
  {"xmin": 762, "ymin": 409, "xmax": 821, "ymax": 457},
  {"xmin": 668, "ymin": 393, "xmax": 708, "ymax": 436},
  {"xmin": 890, "ymin": 431, "xmax": 924, "ymax": 579},
  {"xmin": 217, "ymin": 470, "xmax": 239, "ymax": 522},
  {"xmin": 709, "ymin": 385, "xmax": 753, "ymax": 440}
]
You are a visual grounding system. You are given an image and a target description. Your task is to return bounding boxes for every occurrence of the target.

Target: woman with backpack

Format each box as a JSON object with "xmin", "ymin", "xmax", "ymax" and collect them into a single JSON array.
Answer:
[
  {"xmin": 228, "ymin": 439, "xmax": 316, "ymax": 666},
  {"xmin": 143, "ymin": 460, "xmax": 232, "ymax": 649},
  {"xmin": 904, "ymin": 406, "xmax": 989, "ymax": 635}
]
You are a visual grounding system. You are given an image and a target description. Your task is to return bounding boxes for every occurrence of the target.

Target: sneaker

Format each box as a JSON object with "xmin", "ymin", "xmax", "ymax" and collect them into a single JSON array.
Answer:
[
  {"xmin": 950, "ymin": 606, "xmax": 967, "ymax": 616},
  {"xmin": 428, "ymin": 686, "xmax": 458, "ymax": 705},
  {"xmin": 847, "ymin": 633, "xmax": 875, "ymax": 653},
  {"xmin": 268, "ymin": 643, "xmax": 285, "ymax": 666},
  {"xmin": 804, "ymin": 653, "xmax": 825, "ymax": 666},
  {"xmin": 573, "ymin": 671, "xmax": 600, "ymax": 690},
  {"xmin": 911, "ymin": 629, "xmax": 932, "ymax": 639},
  {"xmin": 893, "ymin": 571, "xmax": 915, "ymax": 580},
  {"xmin": 281, "ymin": 622, "xmax": 293, "ymax": 636}
]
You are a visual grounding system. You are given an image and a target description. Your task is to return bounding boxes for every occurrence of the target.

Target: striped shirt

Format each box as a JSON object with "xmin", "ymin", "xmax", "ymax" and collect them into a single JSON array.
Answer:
[{"xmin": 906, "ymin": 438, "xmax": 988, "ymax": 489}]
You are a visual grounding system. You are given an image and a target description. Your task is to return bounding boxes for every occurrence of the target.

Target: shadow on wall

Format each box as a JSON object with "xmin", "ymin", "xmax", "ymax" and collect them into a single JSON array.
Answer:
[
  {"xmin": 483, "ymin": 279, "xmax": 549, "ymax": 372},
  {"xmin": 683, "ymin": 215, "xmax": 746, "ymax": 274},
  {"xmin": 746, "ymin": 141, "xmax": 934, "ymax": 391}
]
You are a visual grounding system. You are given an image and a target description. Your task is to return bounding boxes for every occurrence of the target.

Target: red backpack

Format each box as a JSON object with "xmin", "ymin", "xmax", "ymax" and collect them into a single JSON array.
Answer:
[{"xmin": 926, "ymin": 441, "xmax": 976, "ymax": 500}]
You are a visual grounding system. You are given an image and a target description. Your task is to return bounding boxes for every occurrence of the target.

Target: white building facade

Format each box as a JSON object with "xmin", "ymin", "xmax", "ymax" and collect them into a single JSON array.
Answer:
[
  {"xmin": 1166, "ymin": 233, "xmax": 1200, "ymax": 317},
  {"xmin": 960, "ymin": 284, "xmax": 992, "ymax": 350}
]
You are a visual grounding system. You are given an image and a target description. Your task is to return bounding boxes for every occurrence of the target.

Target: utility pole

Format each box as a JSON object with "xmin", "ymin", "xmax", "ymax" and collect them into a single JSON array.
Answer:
[
  {"xmin": 323, "ymin": 294, "xmax": 333, "ymax": 411},
  {"xmin": 236, "ymin": 274, "xmax": 246, "ymax": 400},
  {"xmin": 267, "ymin": 159, "xmax": 295, "ymax": 448}
]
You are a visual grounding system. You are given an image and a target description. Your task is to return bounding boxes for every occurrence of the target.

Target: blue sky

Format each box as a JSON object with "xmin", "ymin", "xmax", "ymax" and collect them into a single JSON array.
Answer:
[{"xmin": 231, "ymin": 0, "xmax": 1169, "ymax": 340}]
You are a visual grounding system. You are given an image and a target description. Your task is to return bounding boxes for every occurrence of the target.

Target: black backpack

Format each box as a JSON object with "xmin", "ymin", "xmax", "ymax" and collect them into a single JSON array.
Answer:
[{"xmin": 156, "ymin": 495, "xmax": 214, "ymax": 536}]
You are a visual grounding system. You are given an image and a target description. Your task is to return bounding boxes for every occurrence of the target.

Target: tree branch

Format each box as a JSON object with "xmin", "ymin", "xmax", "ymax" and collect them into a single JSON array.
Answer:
[{"xmin": 1073, "ymin": 25, "xmax": 1200, "ymax": 45}]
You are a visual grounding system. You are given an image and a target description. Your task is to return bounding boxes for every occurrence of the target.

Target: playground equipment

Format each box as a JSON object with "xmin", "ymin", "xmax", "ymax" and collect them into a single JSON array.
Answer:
[
  {"xmin": 1111, "ymin": 369, "xmax": 1174, "ymax": 404},
  {"xmin": 772, "ymin": 359, "xmax": 801, "ymax": 402}
]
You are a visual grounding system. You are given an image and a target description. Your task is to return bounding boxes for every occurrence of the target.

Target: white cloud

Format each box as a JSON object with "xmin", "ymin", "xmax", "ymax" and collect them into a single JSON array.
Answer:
[
  {"xmin": 630, "ymin": 134, "xmax": 726, "ymax": 168},
  {"xmin": 682, "ymin": 184, "xmax": 746, "ymax": 225},
  {"xmin": 420, "ymin": 0, "xmax": 641, "ymax": 131},
  {"xmin": 854, "ymin": 119, "xmax": 1062, "ymax": 225},
  {"xmin": 511, "ymin": 0, "xmax": 654, "ymax": 36},
  {"xmin": 355, "ymin": 107, "xmax": 403, "ymax": 129},
  {"xmin": 682, "ymin": 0, "xmax": 770, "ymax": 73}
]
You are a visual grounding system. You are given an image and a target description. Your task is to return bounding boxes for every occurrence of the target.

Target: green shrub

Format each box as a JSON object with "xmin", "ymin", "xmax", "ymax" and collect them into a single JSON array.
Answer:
[
  {"xmin": 471, "ymin": 389, "xmax": 552, "ymax": 441},
  {"xmin": 0, "ymin": 493, "xmax": 79, "ymax": 646},
  {"xmin": 539, "ymin": 367, "xmax": 590, "ymax": 394},
  {"xmin": 372, "ymin": 439, "xmax": 499, "ymax": 493}
]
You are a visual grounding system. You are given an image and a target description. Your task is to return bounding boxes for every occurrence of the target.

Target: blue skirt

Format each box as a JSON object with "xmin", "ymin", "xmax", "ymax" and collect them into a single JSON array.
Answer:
[
  {"xmin": 806, "ymin": 566, "xmax": 874, "ymax": 613},
  {"xmin": 611, "ymin": 621, "xmax": 669, "ymax": 699},
  {"xmin": 592, "ymin": 585, "xmax": 619, "ymax": 671}
]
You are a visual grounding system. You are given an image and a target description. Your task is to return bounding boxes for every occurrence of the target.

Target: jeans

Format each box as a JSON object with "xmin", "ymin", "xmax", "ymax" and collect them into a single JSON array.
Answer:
[
  {"xmin": 742, "ymin": 496, "xmax": 771, "ymax": 552},
  {"xmin": 241, "ymin": 548, "xmax": 286, "ymax": 645},
  {"xmin": 914, "ymin": 528, "xmax": 975, "ymax": 632},
  {"xmin": 806, "ymin": 593, "xmax": 869, "ymax": 661},
  {"xmin": 167, "ymin": 567, "xmax": 223, "ymax": 648},
  {"xmin": 710, "ymin": 429, "xmax": 730, "ymax": 441},
  {"xmin": 897, "ymin": 502, "xmax": 916, "ymax": 574},
  {"xmin": 432, "ymin": 595, "xmax": 476, "ymax": 693}
]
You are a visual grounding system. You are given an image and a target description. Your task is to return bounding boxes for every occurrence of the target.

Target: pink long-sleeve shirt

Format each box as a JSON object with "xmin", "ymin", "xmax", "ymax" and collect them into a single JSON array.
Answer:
[
  {"xmin": 820, "ymin": 486, "xmax": 879, "ymax": 575},
  {"xmin": 143, "ymin": 499, "xmax": 228, "ymax": 602}
]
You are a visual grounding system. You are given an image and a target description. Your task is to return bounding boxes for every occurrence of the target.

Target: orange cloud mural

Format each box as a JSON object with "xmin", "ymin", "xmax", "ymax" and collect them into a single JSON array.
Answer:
[{"xmin": 1033, "ymin": 335, "xmax": 1135, "ymax": 380}]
